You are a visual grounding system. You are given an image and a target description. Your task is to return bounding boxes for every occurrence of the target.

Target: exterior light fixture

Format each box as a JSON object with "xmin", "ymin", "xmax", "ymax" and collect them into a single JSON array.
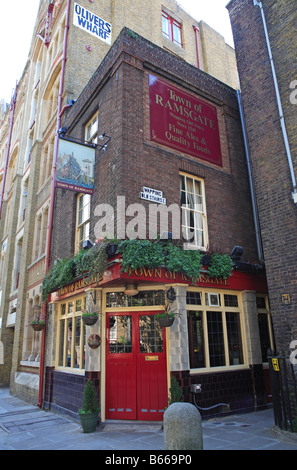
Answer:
[
  {"xmin": 231, "ymin": 246, "xmax": 243, "ymax": 261},
  {"xmin": 124, "ymin": 283, "xmax": 139, "ymax": 296}
]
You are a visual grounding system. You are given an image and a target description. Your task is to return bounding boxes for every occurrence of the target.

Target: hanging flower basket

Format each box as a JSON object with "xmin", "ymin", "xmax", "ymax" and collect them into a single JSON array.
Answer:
[
  {"xmin": 156, "ymin": 314, "xmax": 175, "ymax": 328},
  {"xmin": 30, "ymin": 321, "xmax": 45, "ymax": 332},
  {"xmin": 82, "ymin": 313, "xmax": 98, "ymax": 326}
]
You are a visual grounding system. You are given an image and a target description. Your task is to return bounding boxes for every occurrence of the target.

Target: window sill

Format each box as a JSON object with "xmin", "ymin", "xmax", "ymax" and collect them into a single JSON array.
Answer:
[
  {"xmin": 162, "ymin": 37, "xmax": 185, "ymax": 58},
  {"xmin": 189, "ymin": 365, "xmax": 249, "ymax": 374},
  {"xmin": 55, "ymin": 367, "xmax": 85, "ymax": 376}
]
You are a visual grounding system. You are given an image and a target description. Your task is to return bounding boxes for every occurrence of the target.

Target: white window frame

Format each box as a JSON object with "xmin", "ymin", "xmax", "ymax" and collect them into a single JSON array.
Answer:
[{"xmin": 180, "ymin": 172, "xmax": 208, "ymax": 250}]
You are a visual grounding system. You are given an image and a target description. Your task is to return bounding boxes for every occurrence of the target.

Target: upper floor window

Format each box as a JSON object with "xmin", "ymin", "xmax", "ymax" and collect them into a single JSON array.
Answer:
[
  {"xmin": 162, "ymin": 11, "xmax": 182, "ymax": 47},
  {"xmin": 76, "ymin": 194, "xmax": 91, "ymax": 252},
  {"xmin": 85, "ymin": 113, "xmax": 98, "ymax": 144},
  {"xmin": 180, "ymin": 173, "xmax": 208, "ymax": 250}
]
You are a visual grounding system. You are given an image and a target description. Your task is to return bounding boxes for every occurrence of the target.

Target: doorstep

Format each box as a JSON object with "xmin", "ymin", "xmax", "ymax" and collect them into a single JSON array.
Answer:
[{"xmin": 101, "ymin": 419, "xmax": 163, "ymax": 432}]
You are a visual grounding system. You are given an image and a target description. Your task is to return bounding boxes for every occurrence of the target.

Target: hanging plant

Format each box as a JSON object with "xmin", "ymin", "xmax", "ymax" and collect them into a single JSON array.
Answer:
[{"xmin": 30, "ymin": 320, "xmax": 45, "ymax": 331}]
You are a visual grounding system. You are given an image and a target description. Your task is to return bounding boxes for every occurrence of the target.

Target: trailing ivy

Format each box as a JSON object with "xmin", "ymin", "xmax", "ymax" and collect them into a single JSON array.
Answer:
[
  {"xmin": 42, "ymin": 257, "xmax": 76, "ymax": 301},
  {"xmin": 206, "ymin": 253, "xmax": 234, "ymax": 279},
  {"xmin": 117, "ymin": 239, "xmax": 165, "ymax": 273},
  {"xmin": 42, "ymin": 237, "xmax": 234, "ymax": 300}
]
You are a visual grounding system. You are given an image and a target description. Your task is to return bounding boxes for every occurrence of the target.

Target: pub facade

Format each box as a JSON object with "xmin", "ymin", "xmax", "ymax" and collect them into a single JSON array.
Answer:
[{"xmin": 42, "ymin": 29, "xmax": 273, "ymax": 421}]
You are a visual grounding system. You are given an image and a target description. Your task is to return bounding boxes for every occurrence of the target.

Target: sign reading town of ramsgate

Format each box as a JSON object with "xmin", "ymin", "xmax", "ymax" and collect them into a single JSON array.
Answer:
[
  {"xmin": 73, "ymin": 2, "xmax": 112, "ymax": 45},
  {"xmin": 149, "ymin": 74, "xmax": 222, "ymax": 166}
]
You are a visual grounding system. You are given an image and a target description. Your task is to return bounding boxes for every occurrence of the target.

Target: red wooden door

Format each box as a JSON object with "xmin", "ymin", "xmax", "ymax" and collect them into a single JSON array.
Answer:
[{"xmin": 105, "ymin": 312, "xmax": 168, "ymax": 420}]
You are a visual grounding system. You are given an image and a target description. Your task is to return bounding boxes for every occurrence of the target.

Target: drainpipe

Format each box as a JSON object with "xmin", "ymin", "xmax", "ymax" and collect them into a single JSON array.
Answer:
[
  {"xmin": 0, "ymin": 84, "xmax": 18, "ymax": 220},
  {"xmin": 253, "ymin": 0, "xmax": 297, "ymax": 203},
  {"xmin": 237, "ymin": 89, "xmax": 264, "ymax": 265},
  {"xmin": 193, "ymin": 26, "xmax": 201, "ymax": 69},
  {"xmin": 38, "ymin": 0, "xmax": 71, "ymax": 408}
]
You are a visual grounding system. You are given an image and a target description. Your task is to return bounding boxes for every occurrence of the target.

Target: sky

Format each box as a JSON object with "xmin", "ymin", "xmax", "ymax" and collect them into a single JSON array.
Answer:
[{"xmin": 0, "ymin": 0, "xmax": 234, "ymax": 104}]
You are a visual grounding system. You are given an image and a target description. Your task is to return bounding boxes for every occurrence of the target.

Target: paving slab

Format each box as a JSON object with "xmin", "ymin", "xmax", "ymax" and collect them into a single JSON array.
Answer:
[{"xmin": 1, "ymin": 387, "xmax": 297, "ymax": 451}]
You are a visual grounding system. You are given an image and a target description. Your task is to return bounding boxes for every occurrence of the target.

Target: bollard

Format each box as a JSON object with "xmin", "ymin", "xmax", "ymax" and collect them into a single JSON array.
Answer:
[{"xmin": 163, "ymin": 402, "xmax": 203, "ymax": 450}]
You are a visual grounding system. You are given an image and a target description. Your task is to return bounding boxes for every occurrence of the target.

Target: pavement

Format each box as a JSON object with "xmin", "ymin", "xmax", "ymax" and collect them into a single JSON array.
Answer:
[{"xmin": 1, "ymin": 387, "xmax": 297, "ymax": 452}]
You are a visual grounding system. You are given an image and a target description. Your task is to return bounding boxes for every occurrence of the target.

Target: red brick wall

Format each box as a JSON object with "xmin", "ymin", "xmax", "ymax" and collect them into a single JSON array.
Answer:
[{"xmin": 59, "ymin": 29, "xmax": 259, "ymax": 265}]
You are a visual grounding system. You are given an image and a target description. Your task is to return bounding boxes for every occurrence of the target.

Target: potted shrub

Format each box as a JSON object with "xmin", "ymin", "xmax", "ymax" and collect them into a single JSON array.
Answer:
[
  {"xmin": 78, "ymin": 380, "xmax": 100, "ymax": 433},
  {"xmin": 30, "ymin": 320, "xmax": 45, "ymax": 332}
]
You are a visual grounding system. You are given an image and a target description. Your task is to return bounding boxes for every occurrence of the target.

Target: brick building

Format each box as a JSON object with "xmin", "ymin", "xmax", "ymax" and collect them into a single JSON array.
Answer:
[
  {"xmin": 227, "ymin": 0, "xmax": 297, "ymax": 358},
  {"xmin": 41, "ymin": 28, "xmax": 272, "ymax": 421},
  {"xmin": 0, "ymin": 0, "xmax": 240, "ymax": 405}
]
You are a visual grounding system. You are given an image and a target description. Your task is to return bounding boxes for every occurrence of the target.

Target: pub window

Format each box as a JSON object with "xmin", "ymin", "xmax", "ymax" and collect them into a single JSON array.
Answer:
[
  {"xmin": 57, "ymin": 296, "xmax": 86, "ymax": 370},
  {"xmin": 187, "ymin": 290, "xmax": 244, "ymax": 369},
  {"xmin": 162, "ymin": 11, "xmax": 183, "ymax": 47},
  {"xmin": 76, "ymin": 193, "xmax": 91, "ymax": 252},
  {"xmin": 180, "ymin": 173, "xmax": 208, "ymax": 250},
  {"xmin": 257, "ymin": 295, "xmax": 274, "ymax": 362},
  {"xmin": 106, "ymin": 290, "xmax": 165, "ymax": 308}
]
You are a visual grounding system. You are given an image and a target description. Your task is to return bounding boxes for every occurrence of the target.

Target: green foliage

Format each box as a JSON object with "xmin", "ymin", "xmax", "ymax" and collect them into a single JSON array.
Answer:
[
  {"xmin": 76, "ymin": 239, "xmax": 108, "ymax": 278},
  {"xmin": 207, "ymin": 253, "xmax": 234, "ymax": 279},
  {"xmin": 117, "ymin": 239, "xmax": 165, "ymax": 272},
  {"xmin": 168, "ymin": 376, "xmax": 183, "ymax": 406},
  {"xmin": 79, "ymin": 380, "xmax": 99, "ymax": 414},
  {"xmin": 42, "ymin": 237, "xmax": 233, "ymax": 300},
  {"xmin": 165, "ymin": 243, "xmax": 202, "ymax": 281},
  {"xmin": 41, "ymin": 257, "xmax": 76, "ymax": 301}
]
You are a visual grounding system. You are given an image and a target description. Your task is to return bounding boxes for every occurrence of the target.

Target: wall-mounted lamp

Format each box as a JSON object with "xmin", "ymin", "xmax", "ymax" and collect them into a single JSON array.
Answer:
[
  {"xmin": 231, "ymin": 246, "xmax": 243, "ymax": 261},
  {"xmin": 124, "ymin": 283, "xmax": 139, "ymax": 296},
  {"xmin": 83, "ymin": 239, "xmax": 93, "ymax": 250}
]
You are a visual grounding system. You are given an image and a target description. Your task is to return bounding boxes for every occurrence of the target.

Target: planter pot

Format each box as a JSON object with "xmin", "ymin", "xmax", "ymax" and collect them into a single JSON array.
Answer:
[
  {"xmin": 82, "ymin": 314, "xmax": 98, "ymax": 326},
  {"xmin": 157, "ymin": 316, "xmax": 175, "ymax": 328},
  {"xmin": 31, "ymin": 323, "xmax": 45, "ymax": 332},
  {"xmin": 79, "ymin": 411, "xmax": 99, "ymax": 433},
  {"xmin": 106, "ymin": 243, "xmax": 118, "ymax": 257},
  {"xmin": 201, "ymin": 255, "xmax": 211, "ymax": 266}
]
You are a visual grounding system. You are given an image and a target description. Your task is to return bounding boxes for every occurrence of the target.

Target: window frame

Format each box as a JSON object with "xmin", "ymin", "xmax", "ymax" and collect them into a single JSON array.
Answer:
[
  {"xmin": 256, "ymin": 294, "xmax": 274, "ymax": 363},
  {"xmin": 56, "ymin": 295, "xmax": 86, "ymax": 372},
  {"xmin": 162, "ymin": 10, "xmax": 183, "ymax": 47},
  {"xmin": 85, "ymin": 112, "xmax": 99, "ymax": 144},
  {"xmin": 75, "ymin": 193, "xmax": 91, "ymax": 253},
  {"xmin": 180, "ymin": 172, "xmax": 208, "ymax": 250},
  {"xmin": 186, "ymin": 288, "xmax": 247, "ymax": 372}
]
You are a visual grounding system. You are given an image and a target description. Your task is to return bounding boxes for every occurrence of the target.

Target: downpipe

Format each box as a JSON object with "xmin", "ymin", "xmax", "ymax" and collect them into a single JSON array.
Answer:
[{"xmin": 253, "ymin": 0, "xmax": 297, "ymax": 203}]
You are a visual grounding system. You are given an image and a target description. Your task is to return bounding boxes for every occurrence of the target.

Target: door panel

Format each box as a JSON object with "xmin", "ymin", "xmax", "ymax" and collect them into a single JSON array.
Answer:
[
  {"xmin": 106, "ymin": 314, "xmax": 137, "ymax": 419},
  {"xmin": 106, "ymin": 312, "xmax": 168, "ymax": 421},
  {"xmin": 137, "ymin": 315, "xmax": 167, "ymax": 420}
]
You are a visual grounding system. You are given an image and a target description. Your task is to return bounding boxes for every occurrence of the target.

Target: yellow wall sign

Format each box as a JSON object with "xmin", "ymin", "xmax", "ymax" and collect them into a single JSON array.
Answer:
[
  {"xmin": 272, "ymin": 358, "xmax": 279, "ymax": 371},
  {"xmin": 145, "ymin": 356, "xmax": 159, "ymax": 361}
]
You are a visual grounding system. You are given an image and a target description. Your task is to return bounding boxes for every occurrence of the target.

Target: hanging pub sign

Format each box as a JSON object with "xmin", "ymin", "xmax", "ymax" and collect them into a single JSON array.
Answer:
[
  {"xmin": 56, "ymin": 139, "xmax": 95, "ymax": 194},
  {"xmin": 149, "ymin": 75, "xmax": 222, "ymax": 166},
  {"xmin": 73, "ymin": 3, "xmax": 112, "ymax": 45}
]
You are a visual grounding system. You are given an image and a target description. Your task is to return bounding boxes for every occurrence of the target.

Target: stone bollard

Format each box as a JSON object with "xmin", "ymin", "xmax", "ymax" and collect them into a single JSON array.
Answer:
[{"xmin": 164, "ymin": 402, "xmax": 203, "ymax": 450}]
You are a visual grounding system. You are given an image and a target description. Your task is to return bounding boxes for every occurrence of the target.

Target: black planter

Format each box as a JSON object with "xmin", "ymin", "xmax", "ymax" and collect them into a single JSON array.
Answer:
[
  {"xmin": 157, "ymin": 316, "xmax": 175, "ymax": 328},
  {"xmin": 201, "ymin": 255, "xmax": 211, "ymax": 266},
  {"xmin": 82, "ymin": 314, "xmax": 98, "ymax": 326},
  {"xmin": 106, "ymin": 243, "xmax": 118, "ymax": 257}
]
